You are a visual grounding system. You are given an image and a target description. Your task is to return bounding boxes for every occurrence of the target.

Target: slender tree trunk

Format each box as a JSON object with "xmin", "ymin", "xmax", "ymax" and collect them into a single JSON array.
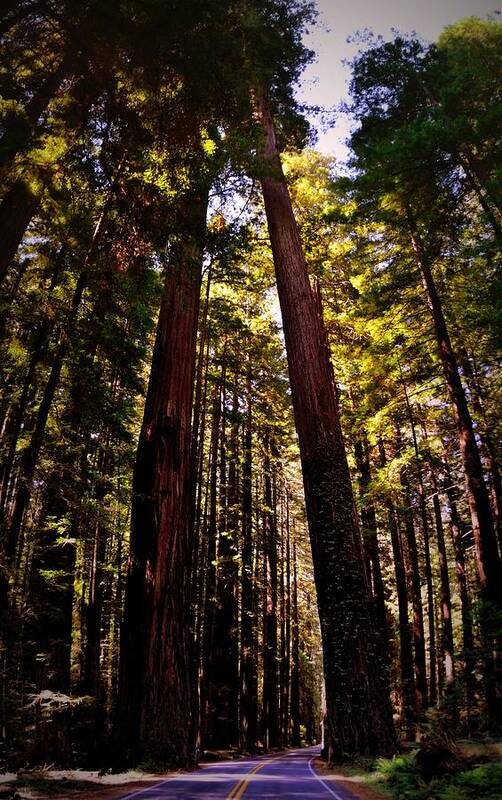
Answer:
[
  {"xmin": 239, "ymin": 363, "xmax": 258, "ymax": 752},
  {"xmin": 461, "ymin": 352, "xmax": 502, "ymax": 555},
  {"xmin": 399, "ymin": 469, "xmax": 428, "ymax": 715},
  {"xmin": 407, "ymin": 218, "xmax": 502, "ymax": 608},
  {"xmin": 354, "ymin": 436, "xmax": 389, "ymax": 654},
  {"xmin": 254, "ymin": 89, "xmax": 396, "ymax": 760},
  {"xmin": 401, "ymin": 380, "xmax": 437, "ymax": 705},
  {"xmin": 279, "ymin": 487, "xmax": 290, "ymax": 747},
  {"xmin": 201, "ymin": 370, "xmax": 224, "ymax": 747},
  {"xmin": 2, "ymin": 171, "xmax": 120, "ymax": 570},
  {"xmin": 0, "ymin": 51, "xmax": 73, "ymax": 178},
  {"xmin": 378, "ymin": 440, "xmax": 416, "ymax": 739},
  {"xmin": 4, "ymin": 271, "xmax": 87, "ymax": 561},
  {"xmin": 408, "ymin": 218, "xmax": 501, "ymax": 726},
  {"xmin": 443, "ymin": 458, "xmax": 477, "ymax": 721},
  {"xmin": 431, "ymin": 476, "xmax": 455, "ymax": 691},
  {"xmin": 261, "ymin": 441, "xmax": 279, "ymax": 749},
  {"xmin": 0, "ymin": 178, "xmax": 44, "ymax": 286},
  {"xmin": 117, "ymin": 183, "xmax": 209, "ymax": 766},
  {"xmin": 208, "ymin": 371, "xmax": 240, "ymax": 748},
  {"xmin": 290, "ymin": 534, "xmax": 301, "ymax": 747},
  {"xmin": 188, "ymin": 269, "xmax": 211, "ymax": 756},
  {"xmin": 0, "ymin": 244, "xmax": 67, "ymax": 515},
  {"xmin": 421, "ymin": 425, "xmax": 455, "ymax": 691}
]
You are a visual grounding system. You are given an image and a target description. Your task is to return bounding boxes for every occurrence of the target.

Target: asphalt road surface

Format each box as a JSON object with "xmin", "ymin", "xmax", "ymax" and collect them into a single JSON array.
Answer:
[{"xmin": 120, "ymin": 746, "xmax": 356, "ymax": 799}]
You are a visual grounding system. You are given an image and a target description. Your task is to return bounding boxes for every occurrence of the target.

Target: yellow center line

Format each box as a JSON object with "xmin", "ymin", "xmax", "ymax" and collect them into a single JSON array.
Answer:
[{"xmin": 226, "ymin": 759, "xmax": 271, "ymax": 799}]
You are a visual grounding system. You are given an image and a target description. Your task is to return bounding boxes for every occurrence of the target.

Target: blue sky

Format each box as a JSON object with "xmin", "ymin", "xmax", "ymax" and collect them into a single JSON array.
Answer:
[{"xmin": 297, "ymin": 0, "xmax": 501, "ymax": 161}]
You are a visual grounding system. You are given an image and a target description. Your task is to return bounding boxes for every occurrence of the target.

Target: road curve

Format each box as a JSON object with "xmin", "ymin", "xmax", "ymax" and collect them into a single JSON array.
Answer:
[{"xmin": 120, "ymin": 746, "xmax": 356, "ymax": 799}]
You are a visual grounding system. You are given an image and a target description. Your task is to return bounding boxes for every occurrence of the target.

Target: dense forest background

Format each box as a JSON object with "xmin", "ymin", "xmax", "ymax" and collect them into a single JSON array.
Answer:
[{"xmin": 0, "ymin": 0, "xmax": 501, "ymax": 787}]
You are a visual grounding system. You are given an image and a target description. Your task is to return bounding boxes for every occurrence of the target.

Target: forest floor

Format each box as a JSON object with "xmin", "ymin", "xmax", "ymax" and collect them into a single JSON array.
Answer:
[
  {"xmin": 0, "ymin": 768, "xmax": 171, "ymax": 799},
  {"xmin": 314, "ymin": 758, "xmax": 389, "ymax": 800},
  {"xmin": 316, "ymin": 740, "xmax": 502, "ymax": 800}
]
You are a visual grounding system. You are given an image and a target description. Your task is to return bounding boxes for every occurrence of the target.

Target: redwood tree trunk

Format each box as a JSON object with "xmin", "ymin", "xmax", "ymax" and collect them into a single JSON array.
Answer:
[
  {"xmin": 239, "ymin": 365, "xmax": 258, "ymax": 751},
  {"xmin": 255, "ymin": 91, "xmax": 396, "ymax": 759},
  {"xmin": 408, "ymin": 221, "xmax": 501, "ymax": 726},
  {"xmin": 354, "ymin": 436, "xmax": 389, "ymax": 654},
  {"xmin": 378, "ymin": 440, "xmax": 416, "ymax": 738},
  {"xmin": 408, "ymin": 222, "xmax": 502, "ymax": 608},
  {"xmin": 0, "ymin": 178, "xmax": 44, "ymax": 286},
  {"xmin": 420, "ymin": 423, "xmax": 455, "ymax": 692},
  {"xmin": 208, "ymin": 373, "xmax": 239, "ymax": 748},
  {"xmin": 399, "ymin": 470, "xmax": 428, "ymax": 715},
  {"xmin": 443, "ymin": 458, "xmax": 477, "ymax": 721},
  {"xmin": 290, "ymin": 535, "xmax": 301, "ymax": 748},
  {"xmin": 261, "ymin": 442, "xmax": 279, "ymax": 750},
  {"xmin": 117, "ymin": 185, "xmax": 209, "ymax": 766}
]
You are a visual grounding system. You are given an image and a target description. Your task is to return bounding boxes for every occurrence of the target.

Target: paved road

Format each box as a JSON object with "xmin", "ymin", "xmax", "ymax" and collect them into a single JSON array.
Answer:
[{"xmin": 120, "ymin": 746, "xmax": 356, "ymax": 799}]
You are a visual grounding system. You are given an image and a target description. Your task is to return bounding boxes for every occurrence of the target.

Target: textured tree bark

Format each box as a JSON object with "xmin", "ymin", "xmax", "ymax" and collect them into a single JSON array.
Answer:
[
  {"xmin": 461, "ymin": 352, "xmax": 502, "ymax": 556},
  {"xmin": 420, "ymin": 424, "xmax": 455, "ymax": 691},
  {"xmin": 443, "ymin": 458, "xmax": 477, "ymax": 722},
  {"xmin": 399, "ymin": 469, "xmax": 428, "ymax": 715},
  {"xmin": 201, "ymin": 373, "xmax": 223, "ymax": 747},
  {"xmin": 261, "ymin": 442, "xmax": 279, "ymax": 749},
  {"xmin": 290, "ymin": 534, "xmax": 301, "ymax": 748},
  {"xmin": 0, "ymin": 243, "xmax": 67, "ymax": 517},
  {"xmin": 279, "ymin": 487, "xmax": 291, "ymax": 747},
  {"xmin": 190, "ymin": 285, "xmax": 212, "ymax": 755},
  {"xmin": 117, "ymin": 184, "xmax": 209, "ymax": 766},
  {"xmin": 2, "ymin": 171, "xmax": 119, "ymax": 574},
  {"xmin": 0, "ymin": 178, "xmax": 44, "ymax": 286},
  {"xmin": 408, "ymin": 219, "xmax": 501, "ymax": 726},
  {"xmin": 378, "ymin": 439, "xmax": 416, "ymax": 738},
  {"xmin": 188, "ymin": 269, "xmax": 211, "ymax": 754},
  {"xmin": 255, "ymin": 90, "xmax": 396, "ymax": 759},
  {"xmin": 431, "ymin": 473, "xmax": 455, "ymax": 690},
  {"xmin": 407, "ymin": 220, "xmax": 502, "ymax": 609},
  {"xmin": 401, "ymin": 383, "xmax": 437, "ymax": 705},
  {"xmin": 4, "ymin": 270, "xmax": 86, "ymax": 563},
  {"xmin": 207, "ymin": 373, "xmax": 239, "ymax": 748},
  {"xmin": 354, "ymin": 436, "xmax": 390, "ymax": 655},
  {"xmin": 239, "ymin": 364, "xmax": 258, "ymax": 751}
]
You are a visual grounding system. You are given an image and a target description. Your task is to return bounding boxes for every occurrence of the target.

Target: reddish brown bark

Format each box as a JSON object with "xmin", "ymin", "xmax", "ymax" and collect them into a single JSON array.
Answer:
[
  {"xmin": 408, "ymin": 218, "xmax": 501, "ymax": 726},
  {"xmin": 443, "ymin": 460, "xmax": 476, "ymax": 717},
  {"xmin": 401, "ymin": 382, "xmax": 437, "ymax": 705},
  {"xmin": 239, "ymin": 363, "xmax": 258, "ymax": 751},
  {"xmin": 399, "ymin": 469, "xmax": 428, "ymax": 716},
  {"xmin": 407, "ymin": 219, "xmax": 502, "ymax": 609},
  {"xmin": 378, "ymin": 439, "xmax": 416, "ymax": 738},
  {"xmin": 0, "ymin": 178, "xmax": 44, "ymax": 286},
  {"xmin": 290, "ymin": 534, "xmax": 300, "ymax": 748},
  {"xmin": 261, "ymin": 441, "xmax": 279, "ymax": 750},
  {"xmin": 255, "ymin": 90, "xmax": 396, "ymax": 759},
  {"xmin": 206, "ymin": 369, "xmax": 240, "ymax": 749},
  {"xmin": 354, "ymin": 437, "xmax": 390, "ymax": 653},
  {"xmin": 117, "ymin": 185, "xmax": 209, "ymax": 766},
  {"xmin": 279, "ymin": 486, "xmax": 291, "ymax": 747},
  {"xmin": 461, "ymin": 352, "xmax": 502, "ymax": 556},
  {"xmin": 420, "ymin": 424, "xmax": 455, "ymax": 691}
]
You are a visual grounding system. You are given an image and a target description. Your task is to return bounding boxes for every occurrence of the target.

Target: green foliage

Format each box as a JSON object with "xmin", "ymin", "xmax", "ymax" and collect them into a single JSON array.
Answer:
[{"xmin": 377, "ymin": 754, "xmax": 502, "ymax": 800}]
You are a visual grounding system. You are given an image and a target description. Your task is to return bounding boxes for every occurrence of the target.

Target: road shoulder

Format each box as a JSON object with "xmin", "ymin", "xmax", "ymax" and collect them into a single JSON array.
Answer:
[{"xmin": 313, "ymin": 757, "xmax": 390, "ymax": 800}]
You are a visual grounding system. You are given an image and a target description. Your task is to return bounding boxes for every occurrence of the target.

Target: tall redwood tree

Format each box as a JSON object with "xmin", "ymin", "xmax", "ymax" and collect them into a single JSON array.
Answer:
[
  {"xmin": 118, "ymin": 180, "xmax": 209, "ymax": 766},
  {"xmin": 254, "ymin": 90, "xmax": 396, "ymax": 759}
]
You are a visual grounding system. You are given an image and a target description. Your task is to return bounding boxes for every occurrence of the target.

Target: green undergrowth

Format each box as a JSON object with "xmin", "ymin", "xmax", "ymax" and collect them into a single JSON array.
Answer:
[{"xmin": 374, "ymin": 754, "xmax": 502, "ymax": 800}]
